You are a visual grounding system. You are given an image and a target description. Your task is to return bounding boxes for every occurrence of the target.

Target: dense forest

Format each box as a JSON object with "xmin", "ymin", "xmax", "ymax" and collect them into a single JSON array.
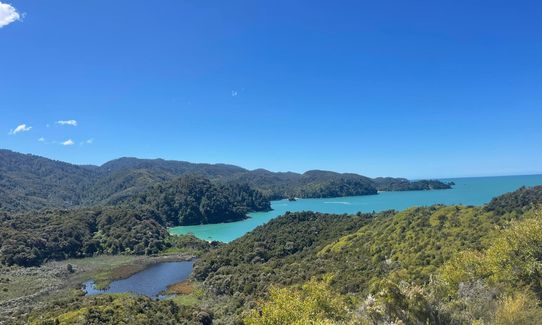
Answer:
[
  {"xmin": 485, "ymin": 185, "xmax": 542, "ymax": 214},
  {"xmin": 12, "ymin": 149, "xmax": 542, "ymax": 324},
  {"xmin": 129, "ymin": 175, "xmax": 271, "ymax": 226},
  {"xmin": 0, "ymin": 150, "xmax": 95, "ymax": 211},
  {"xmin": 0, "ymin": 175, "xmax": 269, "ymax": 267},
  {"xmin": 0, "ymin": 149, "xmax": 451, "ymax": 212},
  {"xmin": 194, "ymin": 198, "xmax": 538, "ymax": 301},
  {"xmin": 28, "ymin": 294, "xmax": 213, "ymax": 325},
  {"xmin": 0, "ymin": 207, "xmax": 167, "ymax": 267},
  {"xmin": 373, "ymin": 177, "xmax": 453, "ymax": 191},
  {"xmin": 191, "ymin": 186, "xmax": 542, "ymax": 324},
  {"xmin": 3, "ymin": 182, "xmax": 542, "ymax": 324}
]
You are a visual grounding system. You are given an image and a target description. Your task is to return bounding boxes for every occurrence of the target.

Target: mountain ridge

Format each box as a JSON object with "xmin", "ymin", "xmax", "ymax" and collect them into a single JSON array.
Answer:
[{"xmin": 0, "ymin": 149, "xmax": 451, "ymax": 212}]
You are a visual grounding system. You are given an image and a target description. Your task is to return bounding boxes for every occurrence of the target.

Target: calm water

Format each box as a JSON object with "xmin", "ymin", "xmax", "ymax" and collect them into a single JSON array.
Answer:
[
  {"xmin": 170, "ymin": 175, "xmax": 542, "ymax": 243},
  {"xmin": 84, "ymin": 261, "xmax": 193, "ymax": 298}
]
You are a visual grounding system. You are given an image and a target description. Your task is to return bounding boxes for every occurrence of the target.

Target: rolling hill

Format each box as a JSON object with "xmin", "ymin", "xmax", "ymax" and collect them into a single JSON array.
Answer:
[{"xmin": 0, "ymin": 149, "xmax": 451, "ymax": 212}]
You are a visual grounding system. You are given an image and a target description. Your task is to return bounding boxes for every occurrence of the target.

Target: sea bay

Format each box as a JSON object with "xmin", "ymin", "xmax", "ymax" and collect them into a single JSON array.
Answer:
[{"xmin": 170, "ymin": 175, "xmax": 542, "ymax": 242}]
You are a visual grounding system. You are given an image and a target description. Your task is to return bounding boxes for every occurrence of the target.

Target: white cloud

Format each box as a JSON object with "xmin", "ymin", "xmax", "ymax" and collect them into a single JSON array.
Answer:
[
  {"xmin": 231, "ymin": 90, "xmax": 238, "ymax": 97},
  {"xmin": 56, "ymin": 120, "xmax": 78, "ymax": 126},
  {"xmin": 80, "ymin": 138, "xmax": 94, "ymax": 146},
  {"xmin": 62, "ymin": 139, "xmax": 74, "ymax": 146},
  {"xmin": 0, "ymin": 2, "xmax": 21, "ymax": 28},
  {"xmin": 9, "ymin": 123, "xmax": 32, "ymax": 135},
  {"xmin": 38, "ymin": 137, "xmax": 45, "ymax": 142}
]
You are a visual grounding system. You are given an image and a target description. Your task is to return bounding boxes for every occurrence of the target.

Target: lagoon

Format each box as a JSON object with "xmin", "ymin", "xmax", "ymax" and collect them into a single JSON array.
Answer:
[
  {"xmin": 84, "ymin": 261, "xmax": 193, "ymax": 299},
  {"xmin": 169, "ymin": 174, "xmax": 542, "ymax": 243}
]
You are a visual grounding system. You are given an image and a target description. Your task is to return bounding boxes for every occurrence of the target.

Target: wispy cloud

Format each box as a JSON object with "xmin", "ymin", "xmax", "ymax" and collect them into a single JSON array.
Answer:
[
  {"xmin": 9, "ymin": 123, "xmax": 32, "ymax": 135},
  {"xmin": 56, "ymin": 119, "xmax": 78, "ymax": 126},
  {"xmin": 38, "ymin": 137, "xmax": 45, "ymax": 142},
  {"xmin": 62, "ymin": 139, "xmax": 74, "ymax": 146},
  {"xmin": 231, "ymin": 90, "xmax": 238, "ymax": 97},
  {"xmin": 80, "ymin": 138, "xmax": 94, "ymax": 146},
  {"xmin": 0, "ymin": 2, "xmax": 21, "ymax": 28}
]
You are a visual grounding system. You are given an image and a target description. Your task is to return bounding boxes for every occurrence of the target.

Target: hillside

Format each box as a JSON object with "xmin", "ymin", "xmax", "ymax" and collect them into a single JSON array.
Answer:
[
  {"xmin": 373, "ymin": 177, "xmax": 453, "ymax": 191},
  {"xmin": 3, "ymin": 184, "xmax": 542, "ymax": 324},
  {"xmin": 0, "ymin": 175, "xmax": 270, "ymax": 267},
  {"xmin": 99, "ymin": 157, "xmax": 247, "ymax": 177},
  {"xmin": 227, "ymin": 169, "xmax": 378, "ymax": 199},
  {"xmin": 0, "ymin": 150, "xmax": 95, "ymax": 211},
  {"xmin": 129, "ymin": 175, "xmax": 271, "ymax": 226},
  {"xmin": 193, "ymin": 185, "xmax": 542, "ymax": 324},
  {"xmin": 0, "ymin": 149, "xmax": 451, "ymax": 212}
]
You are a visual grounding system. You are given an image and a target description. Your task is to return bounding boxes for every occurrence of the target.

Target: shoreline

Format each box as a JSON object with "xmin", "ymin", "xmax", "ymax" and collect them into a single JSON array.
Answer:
[
  {"xmin": 90, "ymin": 253, "xmax": 195, "ymax": 290},
  {"xmin": 1, "ymin": 255, "xmax": 196, "ymax": 324}
]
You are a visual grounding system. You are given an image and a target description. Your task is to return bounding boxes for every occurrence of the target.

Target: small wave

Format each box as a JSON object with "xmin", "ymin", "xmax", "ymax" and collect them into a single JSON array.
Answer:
[{"xmin": 323, "ymin": 201, "xmax": 352, "ymax": 205}]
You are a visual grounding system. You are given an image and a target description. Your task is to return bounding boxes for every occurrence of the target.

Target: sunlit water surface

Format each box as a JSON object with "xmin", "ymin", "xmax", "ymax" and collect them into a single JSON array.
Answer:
[{"xmin": 170, "ymin": 175, "xmax": 542, "ymax": 242}]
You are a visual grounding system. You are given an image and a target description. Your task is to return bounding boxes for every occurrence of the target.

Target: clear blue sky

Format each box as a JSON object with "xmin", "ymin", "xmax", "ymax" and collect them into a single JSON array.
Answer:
[{"xmin": 1, "ymin": 1, "xmax": 541, "ymax": 178}]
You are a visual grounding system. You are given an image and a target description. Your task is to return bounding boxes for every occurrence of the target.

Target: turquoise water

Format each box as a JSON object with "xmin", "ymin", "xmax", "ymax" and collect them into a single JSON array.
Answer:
[{"xmin": 170, "ymin": 175, "xmax": 542, "ymax": 243}]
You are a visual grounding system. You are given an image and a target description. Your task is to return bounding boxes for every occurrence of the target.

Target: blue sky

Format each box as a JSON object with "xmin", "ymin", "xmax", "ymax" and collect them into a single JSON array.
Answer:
[{"xmin": 1, "ymin": 1, "xmax": 541, "ymax": 178}]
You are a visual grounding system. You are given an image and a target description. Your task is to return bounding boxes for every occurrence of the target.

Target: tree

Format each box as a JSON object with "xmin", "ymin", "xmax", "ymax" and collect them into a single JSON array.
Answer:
[
  {"xmin": 493, "ymin": 291, "xmax": 542, "ymax": 325},
  {"xmin": 485, "ymin": 211, "xmax": 542, "ymax": 294},
  {"xmin": 244, "ymin": 276, "xmax": 351, "ymax": 325}
]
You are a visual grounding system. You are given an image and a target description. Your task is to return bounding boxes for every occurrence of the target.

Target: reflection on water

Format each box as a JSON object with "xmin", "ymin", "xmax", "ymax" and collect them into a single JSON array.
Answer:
[{"xmin": 84, "ymin": 261, "xmax": 193, "ymax": 299}]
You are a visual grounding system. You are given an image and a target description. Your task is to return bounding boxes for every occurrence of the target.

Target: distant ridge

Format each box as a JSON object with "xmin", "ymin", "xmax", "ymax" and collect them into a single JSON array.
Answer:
[{"xmin": 0, "ymin": 149, "xmax": 451, "ymax": 212}]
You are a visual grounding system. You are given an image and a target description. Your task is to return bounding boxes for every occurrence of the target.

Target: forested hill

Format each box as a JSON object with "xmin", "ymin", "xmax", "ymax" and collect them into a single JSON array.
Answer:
[
  {"xmin": 0, "ymin": 149, "xmax": 451, "ymax": 212},
  {"xmin": 99, "ymin": 156, "xmax": 247, "ymax": 178},
  {"xmin": 129, "ymin": 175, "xmax": 271, "ymax": 226},
  {"xmin": 226, "ymin": 169, "xmax": 378, "ymax": 199},
  {"xmin": 0, "ymin": 175, "xmax": 270, "ymax": 267},
  {"xmin": 372, "ymin": 177, "xmax": 453, "ymax": 191},
  {"xmin": 194, "ymin": 185, "xmax": 542, "ymax": 324},
  {"xmin": 0, "ymin": 150, "xmax": 95, "ymax": 211},
  {"xmin": 4, "ymin": 184, "xmax": 542, "ymax": 323}
]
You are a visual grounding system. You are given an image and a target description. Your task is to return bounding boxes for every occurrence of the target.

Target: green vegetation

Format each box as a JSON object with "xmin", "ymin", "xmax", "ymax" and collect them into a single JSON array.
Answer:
[
  {"xmin": 28, "ymin": 294, "xmax": 212, "ymax": 325},
  {"xmin": 0, "ymin": 207, "xmax": 167, "ymax": 267},
  {"xmin": 161, "ymin": 234, "xmax": 221, "ymax": 256},
  {"xmin": 193, "ymin": 211, "xmax": 374, "ymax": 294},
  {"xmin": 230, "ymin": 168, "xmax": 370, "ymax": 199},
  {"xmin": 485, "ymin": 185, "xmax": 542, "ymax": 215},
  {"xmin": 227, "ymin": 169, "xmax": 451, "ymax": 200},
  {"xmin": 165, "ymin": 281, "xmax": 205, "ymax": 307},
  {"xmin": 0, "ymin": 149, "xmax": 450, "ymax": 268},
  {"xmin": 0, "ymin": 255, "xmax": 194, "ymax": 324},
  {"xmin": 0, "ymin": 176, "xmax": 258, "ymax": 267},
  {"xmin": 0, "ymin": 149, "xmax": 450, "ymax": 213},
  {"xmin": 9, "ymin": 149, "xmax": 542, "ymax": 324},
  {"xmin": 193, "ymin": 185, "xmax": 542, "ymax": 324},
  {"xmin": 193, "ymin": 205, "xmax": 503, "ymax": 301},
  {"xmin": 4, "ymin": 185, "xmax": 542, "ymax": 324},
  {"xmin": 373, "ymin": 177, "xmax": 453, "ymax": 191},
  {"xmin": 316, "ymin": 205, "xmax": 506, "ymax": 290},
  {"xmin": 0, "ymin": 149, "xmax": 95, "ymax": 212},
  {"xmin": 169, "ymin": 293, "xmax": 201, "ymax": 307},
  {"xmin": 130, "ymin": 175, "xmax": 271, "ymax": 226},
  {"xmin": 244, "ymin": 276, "xmax": 352, "ymax": 325}
]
